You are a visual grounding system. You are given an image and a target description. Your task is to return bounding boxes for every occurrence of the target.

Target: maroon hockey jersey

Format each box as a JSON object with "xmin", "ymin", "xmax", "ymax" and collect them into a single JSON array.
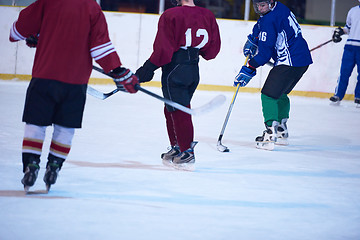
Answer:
[
  {"xmin": 149, "ymin": 6, "xmax": 221, "ymax": 67},
  {"xmin": 9, "ymin": 0, "xmax": 121, "ymax": 85}
]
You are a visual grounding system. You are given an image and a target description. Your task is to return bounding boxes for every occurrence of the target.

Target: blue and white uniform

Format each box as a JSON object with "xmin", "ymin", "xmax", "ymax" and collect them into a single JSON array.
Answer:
[
  {"xmin": 335, "ymin": 4, "xmax": 360, "ymax": 100},
  {"xmin": 249, "ymin": 1, "xmax": 312, "ymax": 68},
  {"xmin": 237, "ymin": 0, "xmax": 313, "ymax": 145}
]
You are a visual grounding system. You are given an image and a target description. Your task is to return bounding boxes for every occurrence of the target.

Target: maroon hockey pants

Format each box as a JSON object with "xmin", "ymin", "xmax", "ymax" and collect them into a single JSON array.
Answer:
[{"xmin": 164, "ymin": 106, "xmax": 193, "ymax": 152}]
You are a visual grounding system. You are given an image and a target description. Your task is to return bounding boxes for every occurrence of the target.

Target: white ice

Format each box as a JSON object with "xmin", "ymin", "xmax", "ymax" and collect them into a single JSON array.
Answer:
[{"xmin": 0, "ymin": 80, "xmax": 359, "ymax": 240}]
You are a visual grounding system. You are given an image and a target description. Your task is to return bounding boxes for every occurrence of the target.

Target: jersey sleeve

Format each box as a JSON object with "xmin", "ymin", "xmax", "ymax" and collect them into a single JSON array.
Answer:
[
  {"xmin": 89, "ymin": 6, "xmax": 121, "ymax": 73},
  {"xmin": 251, "ymin": 22, "xmax": 261, "ymax": 42},
  {"xmin": 148, "ymin": 13, "xmax": 177, "ymax": 67},
  {"xmin": 199, "ymin": 15, "xmax": 221, "ymax": 60},
  {"xmin": 9, "ymin": 0, "xmax": 42, "ymax": 42},
  {"xmin": 344, "ymin": 8, "xmax": 353, "ymax": 34},
  {"xmin": 249, "ymin": 19, "xmax": 277, "ymax": 68}
]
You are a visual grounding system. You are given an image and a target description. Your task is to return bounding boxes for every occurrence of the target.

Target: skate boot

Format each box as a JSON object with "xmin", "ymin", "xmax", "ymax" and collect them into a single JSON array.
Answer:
[
  {"xmin": 276, "ymin": 118, "xmax": 289, "ymax": 146},
  {"xmin": 256, "ymin": 122, "xmax": 278, "ymax": 151},
  {"xmin": 161, "ymin": 145, "xmax": 180, "ymax": 167},
  {"xmin": 21, "ymin": 155, "xmax": 40, "ymax": 192},
  {"xmin": 43, "ymin": 154, "xmax": 64, "ymax": 192},
  {"xmin": 171, "ymin": 142, "xmax": 198, "ymax": 171},
  {"xmin": 355, "ymin": 98, "xmax": 360, "ymax": 108},
  {"xmin": 329, "ymin": 95, "xmax": 341, "ymax": 105},
  {"xmin": 161, "ymin": 145, "xmax": 180, "ymax": 161}
]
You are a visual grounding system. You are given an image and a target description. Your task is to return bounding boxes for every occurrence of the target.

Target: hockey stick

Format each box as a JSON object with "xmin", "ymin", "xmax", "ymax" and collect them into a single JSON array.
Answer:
[
  {"xmin": 217, "ymin": 55, "xmax": 250, "ymax": 152},
  {"xmin": 91, "ymin": 65, "xmax": 226, "ymax": 116},
  {"xmin": 87, "ymin": 85, "xmax": 121, "ymax": 100},
  {"xmin": 309, "ymin": 39, "xmax": 332, "ymax": 52},
  {"xmin": 266, "ymin": 39, "xmax": 333, "ymax": 67}
]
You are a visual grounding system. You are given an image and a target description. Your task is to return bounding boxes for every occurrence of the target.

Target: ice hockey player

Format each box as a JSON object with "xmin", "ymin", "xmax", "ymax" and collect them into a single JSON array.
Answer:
[
  {"xmin": 234, "ymin": 0, "xmax": 312, "ymax": 150},
  {"xmin": 9, "ymin": 0, "xmax": 139, "ymax": 192},
  {"xmin": 135, "ymin": 0, "xmax": 221, "ymax": 170},
  {"xmin": 329, "ymin": 0, "xmax": 360, "ymax": 107}
]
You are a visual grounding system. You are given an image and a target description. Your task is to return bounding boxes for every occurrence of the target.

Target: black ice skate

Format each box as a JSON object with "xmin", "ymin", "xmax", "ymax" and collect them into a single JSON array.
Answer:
[
  {"xmin": 329, "ymin": 95, "xmax": 341, "ymax": 105},
  {"xmin": 171, "ymin": 142, "xmax": 198, "ymax": 171},
  {"xmin": 256, "ymin": 122, "xmax": 278, "ymax": 151},
  {"xmin": 355, "ymin": 98, "xmax": 360, "ymax": 108},
  {"xmin": 43, "ymin": 155, "xmax": 64, "ymax": 192},
  {"xmin": 276, "ymin": 118, "xmax": 289, "ymax": 146},
  {"xmin": 21, "ymin": 161, "xmax": 40, "ymax": 193},
  {"xmin": 161, "ymin": 145, "xmax": 181, "ymax": 167},
  {"xmin": 161, "ymin": 145, "xmax": 180, "ymax": 160}
]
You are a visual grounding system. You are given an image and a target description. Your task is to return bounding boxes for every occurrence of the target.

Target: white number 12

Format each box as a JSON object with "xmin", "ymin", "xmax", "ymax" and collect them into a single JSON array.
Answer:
[{"xmin": 183, "ymin": 28, "xmax": 209, "ymax": 49}]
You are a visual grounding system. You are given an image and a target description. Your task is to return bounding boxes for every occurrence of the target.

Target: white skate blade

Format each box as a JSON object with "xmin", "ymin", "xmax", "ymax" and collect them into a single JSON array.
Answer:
[
  {"xmin": 173, "ymin": 162, "xmax": 195, "ymax": 172},
  {"xmin": 162, "ymin": 159, "xmax": 174, "ymax": 168},
  {"xmin": 46, "ymin": 184, "xmax": 51, "ymax": 193},
  {"xmin": 275, "ymin": 138, "xmax": 289, "ymax": 146},
  {"xmin": 162, "ymin": 159, "xmax": 195, "ymax": 171},
  {"xmin": 256, "ymin": 141, "xmax": 275, "ymax": 151},
  {"xmin": 24, "ymin": 186, "xmax": 30, "ymax": 193},
  {"xmin": 330, "ymin": 101, "xmax": 340, "ymax": 106}
]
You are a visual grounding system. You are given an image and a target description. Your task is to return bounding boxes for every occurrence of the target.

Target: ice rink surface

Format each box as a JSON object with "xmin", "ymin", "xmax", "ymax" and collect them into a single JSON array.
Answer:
[{"xmin": 0, "ymin": 80, "xmax": 359, "ymax": 240}]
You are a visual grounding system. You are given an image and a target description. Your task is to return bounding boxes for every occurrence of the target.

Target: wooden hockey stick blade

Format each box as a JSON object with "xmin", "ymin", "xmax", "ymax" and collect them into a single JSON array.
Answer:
[{"xmin": 87, "ymin": 85, "xmax": 120, "ymax": 100}]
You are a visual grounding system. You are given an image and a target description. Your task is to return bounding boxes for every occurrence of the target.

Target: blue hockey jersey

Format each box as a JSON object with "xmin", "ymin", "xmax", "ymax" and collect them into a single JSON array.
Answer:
[{"xmin": 249, "ymin": 1, "xmax": 312, "ymax": 68}]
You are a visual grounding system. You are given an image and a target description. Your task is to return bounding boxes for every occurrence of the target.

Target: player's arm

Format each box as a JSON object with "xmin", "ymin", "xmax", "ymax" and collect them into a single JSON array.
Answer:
[
  {"xmin": 9, "ymin": 1, "xmax": 42, "ymax": 42},
  {"xmin": 90, "ymin": 5, "xmax": 138, "ymax": 93},
  {"xmin": 243, "ymin": 23, "xmax": 260, "ymax": 58},
  {"xmin": 199, "ymin": 15, "xmax": 221, "ymax": 60},
  {"xmin": 89, "ymin": 6, "xmax": 121, "ymax": 73},
  {"xmin": 136, "ymin": 14, "xmax": 173, "ymax": 83},
  {"xmin": 249, "ymin": 23, "xmax": 276, "ymax": 68},
  {"xmin": 148, "ymin": 13, "xmax": 176, "ymax": 67},
  {"xmin": 332, "ymin": 8, "xmax": 351, "ymax": 43}
]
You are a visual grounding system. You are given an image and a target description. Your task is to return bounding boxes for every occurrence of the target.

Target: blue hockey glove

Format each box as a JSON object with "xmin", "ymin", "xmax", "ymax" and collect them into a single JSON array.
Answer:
[
  {"xmin": 234, "ymin": 66, "xmax": 256, "ymax": 87},
  {"xmin": 243, "ymin": 34, "xmax": 258, "ymax": 57}
]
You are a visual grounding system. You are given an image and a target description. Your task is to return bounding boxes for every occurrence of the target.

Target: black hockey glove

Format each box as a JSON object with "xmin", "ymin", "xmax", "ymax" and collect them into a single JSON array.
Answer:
[
  {"xmin": 332, "ymin": 27, "xmax": 345, "ymax": 43},
  {"xmin": 135, "ymin": 60, "xmax": 159, "ymax": 83},
  {"xmin": 109, "ymin": 67, "xmax": 139, "ymax": 93},
  {"xmin": 26, "ymin": 35, "xmax": 38, "ymax": 48}
]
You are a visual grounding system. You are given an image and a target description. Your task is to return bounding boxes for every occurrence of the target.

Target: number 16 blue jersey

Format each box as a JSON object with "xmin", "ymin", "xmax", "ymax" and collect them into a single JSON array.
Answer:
[{"xmin": 249, "ymin": 1, "xmax": 313, "ymax": 68}]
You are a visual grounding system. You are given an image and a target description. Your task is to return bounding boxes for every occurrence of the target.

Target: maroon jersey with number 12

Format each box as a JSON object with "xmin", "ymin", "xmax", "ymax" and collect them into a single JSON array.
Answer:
[{"xmin": 149, "ymin": 5, "xmax": 221, "ymax": 67}]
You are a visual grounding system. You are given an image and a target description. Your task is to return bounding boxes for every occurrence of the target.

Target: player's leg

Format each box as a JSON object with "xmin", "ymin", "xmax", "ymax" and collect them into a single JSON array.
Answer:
[
  {"xmin": 354, "ymin": 47, "xmax": 360, "ymax": 105},
  {"xmin": 256, "ymin": 94, "xmax": 279, "ymax": 150},
  {"xmin": 333, "ymin": 46, "xmax": 356, "ymax": 101},
  {"xmin": 44, "ymin": 81, "xmax": 86, "ymax": 190},
  {"xmin": 21, "ymin": 78, "xmax": 54, "ymax": 191},
  {"xmin": 21, "ymin": 124, "xmax": 46, "ymax": 191},
  {"xmin": 44, "ymin": 124, "xmax": 74, "ymax": 190},
  {"xmin": 161, "ymin": 107, "xmax": 180, "ymax": 162}
]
